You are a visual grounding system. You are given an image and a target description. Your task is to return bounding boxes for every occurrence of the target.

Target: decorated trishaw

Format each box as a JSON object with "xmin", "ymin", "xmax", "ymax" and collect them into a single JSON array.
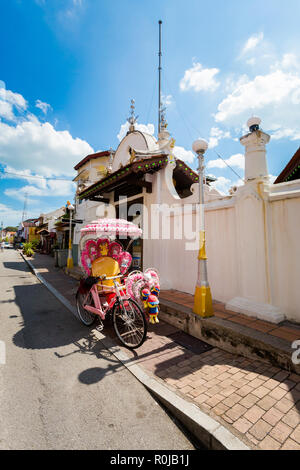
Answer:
[{"xmin": 76, "ymin": 218, "xmax": 160, "ymax": 349}]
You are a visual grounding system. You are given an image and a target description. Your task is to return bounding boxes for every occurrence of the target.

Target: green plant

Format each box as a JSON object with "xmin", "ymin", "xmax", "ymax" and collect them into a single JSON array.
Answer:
[
  {"xmin": 23, "ymin": 242, "xmax": 34, "ymax": 257},
  {"xmin": 31, "ymin": 239, "xmax": 40, "ymax": 251},
  {"xmin": 25, "ymin": 248, "xmax": 34, "ymax": 257}
]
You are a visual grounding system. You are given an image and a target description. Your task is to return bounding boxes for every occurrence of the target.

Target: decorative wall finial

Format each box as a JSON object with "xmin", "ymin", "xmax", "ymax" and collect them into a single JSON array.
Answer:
[
  {"xmin": 247, "ymin": 116, "xmax": 261, "ymax": 133},
  {"xmin": 127, "ymin": 99, "xmax": 138, "ymax": 132},
  {"xmin": 108, "ymin": 147, "xmax": 114, "ymax": 173},
  {"xmin": 160, "ymin": 105, "xmax": 168, "ymax": 130}
]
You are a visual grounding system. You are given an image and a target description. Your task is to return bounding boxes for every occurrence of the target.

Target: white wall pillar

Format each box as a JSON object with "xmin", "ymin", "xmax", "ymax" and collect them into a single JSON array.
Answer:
[
  {"xmin": 226, "ymin": 117, "xmax": 285, "ymax": 324},
  {"xmin": 240, "ymin": 117, "xmax": 270, "ymax": 181}
]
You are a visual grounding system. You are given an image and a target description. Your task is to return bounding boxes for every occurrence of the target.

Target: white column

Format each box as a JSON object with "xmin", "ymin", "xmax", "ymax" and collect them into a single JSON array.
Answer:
[
  {"xmin": 226, "ymin": 117, "xmax": 285, "ymax": 324},
  {"xmin": 240, "ymin": 117, "xmax": 270, "ymax": 181}
]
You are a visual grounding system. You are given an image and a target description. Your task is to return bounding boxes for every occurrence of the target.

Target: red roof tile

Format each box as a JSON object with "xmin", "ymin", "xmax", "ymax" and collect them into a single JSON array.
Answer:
[{"xmin": 74, "ymin": 150, "xmax": 111, "ymax": 171}]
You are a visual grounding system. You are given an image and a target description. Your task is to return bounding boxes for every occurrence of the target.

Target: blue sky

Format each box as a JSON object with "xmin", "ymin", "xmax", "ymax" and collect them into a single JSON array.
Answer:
[{"xmin": 1, "ymin": 0, "xmax": 300, "ymax": 226}]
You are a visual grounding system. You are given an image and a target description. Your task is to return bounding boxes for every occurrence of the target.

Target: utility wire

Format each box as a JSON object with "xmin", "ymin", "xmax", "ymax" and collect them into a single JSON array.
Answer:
[
  {"xmin": 213, "ymin": 152, "xmax": 243, "ymax": 181},
  {"xmin": 0, "ymin": 169, "xmax": 74, "ymax": 182}
]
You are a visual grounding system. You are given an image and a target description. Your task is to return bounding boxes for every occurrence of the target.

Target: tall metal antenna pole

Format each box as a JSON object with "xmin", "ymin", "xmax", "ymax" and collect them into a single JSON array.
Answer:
[
  {"xmin": 22, "ymin": 192, "xmax": 28, "ymax": 223},
  {"xmin": 158, "ymin": 20, "xmax": 162, "ymax": 135}
]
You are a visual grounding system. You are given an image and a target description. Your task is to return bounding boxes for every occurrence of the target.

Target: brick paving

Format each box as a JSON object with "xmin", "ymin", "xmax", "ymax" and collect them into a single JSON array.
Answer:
[
  {"xmin": 23, "ymin": 253, "xmax": 300, "ymax": 450},
  {"xmin": 118, "ymin": 324, "xmax": 300, "ymax": 450}
]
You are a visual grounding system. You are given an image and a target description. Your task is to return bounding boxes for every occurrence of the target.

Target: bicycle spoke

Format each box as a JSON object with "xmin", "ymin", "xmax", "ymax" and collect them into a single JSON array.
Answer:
[
  {"xmin": 113, "ymin": 299, "xmax": 147, "ymax": 349},
  {"xmin": 76, "ymin": 291, "xmax": 95, "ymax": 326}
]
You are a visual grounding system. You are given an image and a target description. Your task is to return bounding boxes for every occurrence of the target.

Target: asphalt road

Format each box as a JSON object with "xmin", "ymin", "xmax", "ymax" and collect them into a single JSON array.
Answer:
[{"xmin": 0, "ymin": 249, "xmax": 194, "ymax": 450}]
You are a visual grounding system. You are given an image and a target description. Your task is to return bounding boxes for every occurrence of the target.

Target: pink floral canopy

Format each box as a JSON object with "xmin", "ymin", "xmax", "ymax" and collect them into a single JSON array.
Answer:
[{"xmin": 80, "ymin": 218, "xmax": 142, "ymax": 238}]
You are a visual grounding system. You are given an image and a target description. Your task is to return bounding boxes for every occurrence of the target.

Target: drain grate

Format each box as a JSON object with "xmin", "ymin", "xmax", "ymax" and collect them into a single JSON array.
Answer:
[{"xmin": 167, "ymin": 331, "xmax": 213, "ymax": 355}]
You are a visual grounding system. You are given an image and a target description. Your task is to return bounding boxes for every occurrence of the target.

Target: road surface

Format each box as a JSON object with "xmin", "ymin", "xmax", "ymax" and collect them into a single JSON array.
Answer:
[{"xmin": 0, "ymin": 249, "xmax": 194, "ymax": 450}]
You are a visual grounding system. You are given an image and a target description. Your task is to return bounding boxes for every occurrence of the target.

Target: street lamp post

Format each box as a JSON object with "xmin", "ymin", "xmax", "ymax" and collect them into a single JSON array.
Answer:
[
  {"xmin": 67, "ymin": 202, "xmax": 74, "ymax": 270},
  {"xmin": 192, "ymin": 139, "xmax": 214, "ymax": 318}
]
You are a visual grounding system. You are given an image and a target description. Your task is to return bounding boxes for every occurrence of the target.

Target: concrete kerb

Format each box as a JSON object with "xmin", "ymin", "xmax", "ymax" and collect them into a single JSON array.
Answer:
[{"xmin": 20, "ymin": 251, "xmax": 250, "ymax": 451}]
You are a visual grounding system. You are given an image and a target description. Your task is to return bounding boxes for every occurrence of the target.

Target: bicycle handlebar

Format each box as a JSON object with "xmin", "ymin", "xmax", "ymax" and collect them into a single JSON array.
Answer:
[{"xmin": 97, "ymin": 274, "xmax": 123, "ymax": 281}]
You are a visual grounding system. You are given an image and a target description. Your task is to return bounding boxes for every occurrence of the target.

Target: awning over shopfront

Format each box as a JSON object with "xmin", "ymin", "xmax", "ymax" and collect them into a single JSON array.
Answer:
[
  {"xmin": 37, "ymin": 229, "xmax": 50, "ymax": 236},
  {"xmin": 78, "ymin": 154, "xmax": 215, "ymax": 201}
]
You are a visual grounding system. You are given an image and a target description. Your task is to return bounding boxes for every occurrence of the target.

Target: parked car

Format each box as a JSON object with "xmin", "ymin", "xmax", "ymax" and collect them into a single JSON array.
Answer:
[{"xmin": 4, "ymin": 242, "xmax": 14, "ymax": 249}]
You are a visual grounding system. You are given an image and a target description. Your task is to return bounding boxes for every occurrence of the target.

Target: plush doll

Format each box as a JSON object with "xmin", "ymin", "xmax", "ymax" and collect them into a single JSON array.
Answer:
[
  {"xmin": 151, "ymin": 285, "xmax": 160, "ymax": 298},
  {"xmin": 147, "ymin": 294, "xmax": 160, "ymax": 324},
  {"xmin": 141, "ymin": 289, "xmax": 151, "ymax": 309}
]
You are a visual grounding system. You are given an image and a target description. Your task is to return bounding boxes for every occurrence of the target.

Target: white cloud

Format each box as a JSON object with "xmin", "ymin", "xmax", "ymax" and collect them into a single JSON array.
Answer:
[
  {"xmin": 210, "ymin": 176, "xmax": 244, "ymax": 195},
  {"xmin": 2, "ymin": 165, "xmax": 47, "ymax": 188},
  {"xmin": 0, "ymin": 101, "xmax": 14, "ymax": 121},
  {"xmin": 0, "ymin": 87, "xmax": 27, "ymax": 110},
  {"xmin": 225, "ymin": 74, "xmax": 249, "ymax": 93},
  {"xmin": 271, "ymin": 128, "xmax": 300, "ymax": 141},
  {"xmin": 117, "ymin": 121, "xmax": 155, "ymax": 141},
  {"xmin": 282, "ymin": 53, "xmax": 297, "ymax": 69},
  {"xmin": 272, "ymin": 53, "xmax": 300, "ymax": 72},
  {"xmin": 215, "ymin": 70, "xmax": 300, "ymax": 122},
  {"xmin": 58, "ymin": 0, "xmax": 85, "ymax": 22},
  {"xmin": 173, "ymin": 146, "xmax": 194, "ymax": 164},
  {"xmin": 35, "ymin": 99, "xmax": 52, "ymax": 115},
  {"xmin": 207, "ymin": 153, "xmax": 244, "ymax": 170},
  {"xmin": 0, "ymin": 119, "xmax": 93, "ymax": 177},
  {"xmin": 0, "ymin": 81, "xmax": 93, "ymax": 212},
  {"xmin": 180, "ymin": 62, "xmax": 220, "ymax": 92},
  {"xmin": 208, "ymin": 127, "xmax": 231, "ymax": 149},
  {"xmin": 0, "ymin": 83, "xmax": 27, "ymax": 121},
  {"xmin": 0, "ymin": 81, "xmax": 94, "ymax": 223},
  {"xmin": 210, "ymin": 176, "xmax": 232, "ymax": 195},
  {"xmin": 0, "ymin": 202, "xmax": 27, "ymax": 227},
  {"xmin": 5, "ymin": 180, "xmax": 76, "ymax": 202},
  {"xmin": 240, "ymin": 33, "xmax": 264, "ymax": 57},
  {"xmin": 214, "ymin": 68, "xmax": 300, "ymax": 140},
  {"xmin": 246, "ymin": 58, "xmax": 256, "ymax": 66},
  {"xmin": 162, "ymin": 94, "xmax": 173, "ymax": 107}
]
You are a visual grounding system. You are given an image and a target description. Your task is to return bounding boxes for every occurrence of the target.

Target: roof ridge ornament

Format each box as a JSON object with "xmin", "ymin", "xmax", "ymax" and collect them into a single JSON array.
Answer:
[
  {"xmin": 158, "ymin": 104, "xmax": 171, "ymax": 148},
  {"xmin": 107, "ymin": 147, "xmax": 114, "ymax": 174},
  {"xmin": 160, "ymin": 105, "xmax": 167, "ymax": 130},
  {"xmin": 129, "ymin": 147, "xmax": 136, "ymax": 164},
  {"xmin": 127, "ymin": 99, "xmax": 138, "ymax": 132}
]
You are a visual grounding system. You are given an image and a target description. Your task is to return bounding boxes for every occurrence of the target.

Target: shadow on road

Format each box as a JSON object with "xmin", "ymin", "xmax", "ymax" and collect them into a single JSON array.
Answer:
[
  {"xmin": 12, "ymin": 282, "xmax": 123, "ymax": 384},
  {"xmin": 3, "ymin": 261, "xmax": 29, "ymax": 273},
  {"xmin": 13, "ymin": 282, "xmax": 94, "ymax": 350}
]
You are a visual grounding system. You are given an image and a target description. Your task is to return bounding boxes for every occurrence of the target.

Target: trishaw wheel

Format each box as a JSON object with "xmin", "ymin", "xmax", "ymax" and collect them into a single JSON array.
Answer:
[
  {"xmin": 112, "ymin": 298, "xmax": 147, "ymax": 349},
  {"xmin": 76, "ymin": 290, "xmax": 96, "ymax": 326}
]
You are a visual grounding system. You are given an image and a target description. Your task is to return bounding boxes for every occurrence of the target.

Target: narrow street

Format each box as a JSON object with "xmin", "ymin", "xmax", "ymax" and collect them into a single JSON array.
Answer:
[{"xmin": 0, "ymin": 249, "xmax": 194, "ymax": 450}]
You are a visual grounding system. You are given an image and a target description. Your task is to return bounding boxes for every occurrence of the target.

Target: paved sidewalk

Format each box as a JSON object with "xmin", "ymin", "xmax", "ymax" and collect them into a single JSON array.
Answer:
[{"xmin": 23, "ymin": 252, "xmax": 300, "ymax": 450}]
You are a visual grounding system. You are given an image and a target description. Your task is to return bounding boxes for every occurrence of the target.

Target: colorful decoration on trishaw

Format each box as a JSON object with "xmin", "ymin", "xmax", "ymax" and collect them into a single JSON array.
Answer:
[
  {"xmin": 77, "ymin": 218, "xmax": 160, "ymax": 349},
  {"xmin": 81, "ymin": 238, "xmax": 132, "ymax": 276},
  {"xmin": 125, "ymin": 270, "xmax": 160, "ymax": 324}
]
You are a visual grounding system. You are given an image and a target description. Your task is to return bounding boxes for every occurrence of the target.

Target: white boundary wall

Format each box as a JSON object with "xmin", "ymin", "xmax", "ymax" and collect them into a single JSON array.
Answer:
[{"xmin": 143, "ymin": 162, "xmax": 300, "ymax": 324}]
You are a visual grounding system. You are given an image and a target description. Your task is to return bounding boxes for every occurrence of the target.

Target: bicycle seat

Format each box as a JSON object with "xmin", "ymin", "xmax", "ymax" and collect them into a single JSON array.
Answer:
[{"xmin": 91, "ymin": 256, "xmax": 120, "ymax": 288}]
